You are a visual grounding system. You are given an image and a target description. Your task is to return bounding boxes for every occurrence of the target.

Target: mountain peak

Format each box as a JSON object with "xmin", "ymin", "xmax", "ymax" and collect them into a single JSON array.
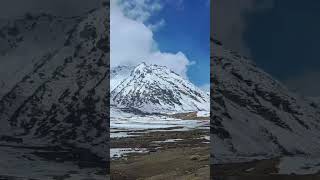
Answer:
[
  {"xmin": 133, "ymin": 62, "xmax": 147, "ymax": 73},
  {"xmin": 132, "ymin": 63, "xmax": 171, "ymax": 78},
  {"xmin": 111, "ymin": 63, "xmax": 209, "ymax": 113},
  {"xmin": 139, "ymin": 62, "xmax": 147, "ymax": 66}
]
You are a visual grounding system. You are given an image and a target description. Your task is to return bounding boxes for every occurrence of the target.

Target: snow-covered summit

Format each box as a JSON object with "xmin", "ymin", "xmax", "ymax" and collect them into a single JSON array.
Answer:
[{"xmin": 111, "ymin": 62, "xmax": 210, "ymax": 113}]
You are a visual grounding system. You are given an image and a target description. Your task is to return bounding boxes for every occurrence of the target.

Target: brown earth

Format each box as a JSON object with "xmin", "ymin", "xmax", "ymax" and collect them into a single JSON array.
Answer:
[
  {"xmin": 111, "ymin": 146, "xmax": 209, "ymax": 180},
  {"xmin": 111, "ymin": 129, "xmax": 210, "ymax": 180},
  {"xmin": 169, "ymin": 112, "xmax": 209, "ymax": 120},
  {"xmin": 111, "ymin": 129, "xmax": 209, "ymax": 149}
]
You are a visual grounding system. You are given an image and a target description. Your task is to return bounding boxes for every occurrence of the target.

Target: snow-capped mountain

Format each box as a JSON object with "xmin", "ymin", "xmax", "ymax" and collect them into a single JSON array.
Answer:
[
  {"xmin": 211, "ymin": 38, "xmax": 320, "ymax": 163},
  {"xmin": 111, "ymin": 62, "xmax": 210, "ymax": 113},
  {"xmin": 110, "ymin": 65, "xmax": 134, "ymax": 92},
  {"xmin": 0, "ymin": 4, "xmax": 109, "ymax": 160}
]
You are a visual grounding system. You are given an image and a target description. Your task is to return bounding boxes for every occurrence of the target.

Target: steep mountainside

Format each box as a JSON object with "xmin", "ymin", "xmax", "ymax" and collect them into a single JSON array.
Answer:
[
  {"xmin": 0, "ymin": 5, "xmax": 109, "ymax": 160},
  {"xmin": 211, "ymin": 38, "xmax": 320, "ymax": 163},
  {"xmin": 111, "ymin": 63, "xmax": 210, "ymax": 113},
  {"xmin": 0, "ymin": 13, "xmax": 81, "ymax": 97},
  {"xmin": 110, "ymin": 65, "xmax": 134, "ymax": 92}
]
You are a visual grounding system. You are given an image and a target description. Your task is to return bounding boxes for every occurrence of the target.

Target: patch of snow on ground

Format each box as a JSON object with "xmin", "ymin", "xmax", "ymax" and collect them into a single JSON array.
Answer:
[
  {"xmin": 110, "ymin": 109, "xmax": 209, "ymax": 138},
  {"xmin": 152, "ymin": 139, "xmax": 184, "ymax": 143},
  {"xmin": 110, "ymin": 131, "xmax": 139, "ymax": 138},
  {"xmin": 245, "ymin": 167, "xmax": 255, "ymax": 172},
  {"xmin": 110, "ymin": 148, "xmax": 148, "ymax": 159},
  {"xmin": 197, "ymin": 111, "xmax": 210, "ymax": 117},
  {"xmin": 110, "ymin": 107, "xmax": 209, "ymax": 159},
  {"xmin": 201, "ymin": 135, "xmax": 210, "ymax": 141}
]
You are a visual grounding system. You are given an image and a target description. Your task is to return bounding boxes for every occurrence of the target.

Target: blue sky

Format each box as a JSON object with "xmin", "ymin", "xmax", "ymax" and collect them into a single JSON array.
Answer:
[
  {"xmin": 151, "ymin": 0, "xmax": 210, "ymax": 88},
  {"xmin": 111, "ymin": 0, "xmax": 210, "ymax": 90}
]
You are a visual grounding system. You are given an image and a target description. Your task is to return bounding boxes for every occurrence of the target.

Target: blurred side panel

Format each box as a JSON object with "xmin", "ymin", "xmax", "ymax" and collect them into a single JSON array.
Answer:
[{"xmin": 0, "ymin": 0, "xmax": 110, "ymax": 179}]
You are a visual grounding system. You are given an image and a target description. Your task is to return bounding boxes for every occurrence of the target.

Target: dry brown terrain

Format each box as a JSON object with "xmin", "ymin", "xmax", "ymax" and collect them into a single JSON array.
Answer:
[
  {"xmin": 111, "ymin": 128, "xmax": 209, "ymax": 180},
  {"xmin": 112, "ymin": 146, "xmax": 209, "ymax": 180},
  {"xmin": 169, "ymin": 112, "xmax": 209, "ymax": 120}
]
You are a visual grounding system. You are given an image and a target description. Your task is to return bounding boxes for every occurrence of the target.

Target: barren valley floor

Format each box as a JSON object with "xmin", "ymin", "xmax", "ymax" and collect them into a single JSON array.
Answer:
[{"xmin": 111, "ymin": 125, "xmax": 210, "ymax": 180}]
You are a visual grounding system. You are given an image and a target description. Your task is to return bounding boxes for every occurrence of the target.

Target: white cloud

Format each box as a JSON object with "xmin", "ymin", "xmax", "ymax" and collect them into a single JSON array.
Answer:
[
  {"xmin": 118, "ymin": 0, "xmax": 163, "ymax": 22},
  {"xmin": 148, "ymin": 19, "xmax": 166, "ymax": 31},
  {"xmin": 147, "ymin": 51, "xmax": 190, "ymax": 78},
  {"xmin": 111, "ymin": 0, "xmax": 193, "ymax": 79}
]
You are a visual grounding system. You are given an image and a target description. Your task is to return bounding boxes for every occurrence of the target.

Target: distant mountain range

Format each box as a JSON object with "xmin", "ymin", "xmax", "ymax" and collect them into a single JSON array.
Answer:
[{"xmin": 110, "ymin": 62, "xmax": 210, "ymax": 113}]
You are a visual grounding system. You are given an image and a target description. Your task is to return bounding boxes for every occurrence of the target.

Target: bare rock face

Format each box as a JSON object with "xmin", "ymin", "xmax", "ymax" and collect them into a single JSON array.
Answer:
[{"xmin": 210, "ymin": 38, "xmax": 320, "ymax": 163}]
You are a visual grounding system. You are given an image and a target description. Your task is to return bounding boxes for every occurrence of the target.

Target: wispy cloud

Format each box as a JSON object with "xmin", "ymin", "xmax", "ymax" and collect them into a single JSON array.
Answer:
[
  {"xmin": 148, "ymin": 19, "xmax": 166, "ymax": 31},
  {"xmin": 118, "ymin": 0, "xmax": 163, "ymax": 22}
]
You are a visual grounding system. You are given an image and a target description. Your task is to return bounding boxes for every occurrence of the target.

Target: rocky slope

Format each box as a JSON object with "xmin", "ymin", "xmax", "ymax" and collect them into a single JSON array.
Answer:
[
  {"xmin": 0, "ymin": 3, "xmax": 109, "ymax": 161},
  {"xmin": 111, "ymin": 63, "xmax": 210, "ymax": 113},
  {"xmin": 0, "ymin": 12, "xmax": 82, "ymax": 97},
  {"xmin": 211, "ymin": 38, "xmax": 320, "ymax": 163}
]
